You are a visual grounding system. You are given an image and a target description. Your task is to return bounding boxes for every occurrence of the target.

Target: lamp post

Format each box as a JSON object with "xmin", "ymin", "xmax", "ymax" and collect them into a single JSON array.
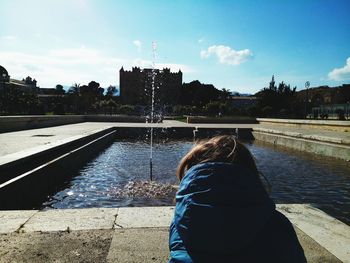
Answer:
[{"xmin": 304, "ymin": 81, "xmax": 310, "ymax": 119}]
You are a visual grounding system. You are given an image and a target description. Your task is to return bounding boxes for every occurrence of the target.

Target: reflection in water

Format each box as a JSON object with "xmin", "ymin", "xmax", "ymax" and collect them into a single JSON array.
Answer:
[
  {"xmin": 246, "ymin": 140, "xmax": 350, "ymax": 225},
  {"xmin": 43, "ymin": 139, "xmax": 350, "ymax": 225}
]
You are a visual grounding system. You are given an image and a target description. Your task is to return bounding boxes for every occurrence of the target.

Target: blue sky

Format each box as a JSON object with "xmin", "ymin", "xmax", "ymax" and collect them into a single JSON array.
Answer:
[{"xmin": 1, "ymin": 0, "xmax": 349, "ymax": 93}]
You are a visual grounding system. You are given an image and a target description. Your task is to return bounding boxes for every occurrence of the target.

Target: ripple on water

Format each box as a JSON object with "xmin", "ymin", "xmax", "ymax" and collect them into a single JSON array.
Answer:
[{"xmin": 42, "ymin": 140, "xmax": 350, "ymax": 225}]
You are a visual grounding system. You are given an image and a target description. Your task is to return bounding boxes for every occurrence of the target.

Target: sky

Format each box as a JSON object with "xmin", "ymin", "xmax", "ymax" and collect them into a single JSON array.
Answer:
[{"xmin": 0, "ymin": 0, "xmax": 350, "ymax": 94}]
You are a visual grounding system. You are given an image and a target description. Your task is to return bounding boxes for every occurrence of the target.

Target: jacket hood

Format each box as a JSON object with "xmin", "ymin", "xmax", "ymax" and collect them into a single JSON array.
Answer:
[{"xmin": 173, "ymin": 162, "xmax": 275, "ymax": 254}]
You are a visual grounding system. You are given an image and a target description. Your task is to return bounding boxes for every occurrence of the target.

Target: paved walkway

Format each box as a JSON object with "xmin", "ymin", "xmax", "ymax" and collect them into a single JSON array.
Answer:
[
  {"xmin": 0, "ymin": 121, "xmax": 258, "ymax": 169},
  {"xmin": 1, "ymin": 120, "xmax": 348, "ymax": 169},
  {"xmin": 0, "ymin": 122, "xmax": 116, "ymax": 157},
  {"xmin": 0, "ymin": 205, "xmax": 349, "ymax": 262},
  {"xmin": 1, "ymin": 120, "xmax": 347, "ymax": 159},
  {"xmin": 0, "ymin": 121, "xmax": 257, "ymax": 157}
]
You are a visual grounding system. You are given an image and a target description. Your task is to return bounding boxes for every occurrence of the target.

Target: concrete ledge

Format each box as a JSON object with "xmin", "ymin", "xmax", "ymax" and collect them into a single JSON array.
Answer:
[
  {"xmin": 187, "ymin": 116, "xmax": 258, "ymax": 124},
  {"xmin": 257, "ymin": 118, "xmax": 350, "ymax": 126},
  {"xmin": 254, "ymin": 127, "xmax": 350, "ymax": 145},
  {"xmin": 0, "ymin": 126, "xmax": 115, "ymax": 168},
  {"xmin": 0, "ymin": 205, "xmax": 349, "ymax": 262},
  {"xmin": 107, "ymin": 228, "xmax": 169, "ymax": 263},
  {"xmin": 252, "ymin": 130, "xmax": 350, "ymax": 161},
  {"xmin": 0, "ymin": 115, "xmax": 148, "ymax": 133},
  {"xmin": 0, "ymin": 115, "xmax": 85, "ymax": 133},
  {"xmin": 85, "ymin": 115, "xmax": 146, "ymax": 123},
  {"xmin": 277, "ymin": 204, "xmax": 350, "ymax": 263},
  {"xmin": 257, "ymin": 118, "xmax": 350, "ymax": 132},
  {"xmin": 22, "ymin": 208, "xmax": 118, "ymax": 232},
  {"xmin": 0, "ymin": 210, "xmax": 38, "ymax": 233},
  {"xmin": 116, "ymin": 207, "xmax": 174, "ymax": 228},
  {"xmin": 0, "ymin": 130, "xmax": 117, "ymax": 209}
]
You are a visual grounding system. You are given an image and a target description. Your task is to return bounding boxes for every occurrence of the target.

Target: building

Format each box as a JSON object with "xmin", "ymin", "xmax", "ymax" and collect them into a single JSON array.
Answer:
[
  {"xmin": 229, "ymin": 96, "xmax": 259, "ymax": 109},
  {"xmin": 119, "ymin": 67, "xmax": 182, "ymax": 105},
  {"xmin": 0, "ymin": 65, "xmax": 10, "ymax": 84},
  {"xmin": 1, "ymin": 65, "xmax": 40, "ymax": 113},
  {"xmin": 297, "ymin": 84, "xmax": 350, "ymax": 105},
  {"xmin": 0, "ymin": 65, "xmax": 38, "ymax": 94}
]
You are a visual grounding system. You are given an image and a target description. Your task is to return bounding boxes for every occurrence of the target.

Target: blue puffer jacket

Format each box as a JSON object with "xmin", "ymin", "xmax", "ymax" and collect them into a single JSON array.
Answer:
[{"xmin": 169, "ymin": 162, "xmax": 306, "ymax": 263}]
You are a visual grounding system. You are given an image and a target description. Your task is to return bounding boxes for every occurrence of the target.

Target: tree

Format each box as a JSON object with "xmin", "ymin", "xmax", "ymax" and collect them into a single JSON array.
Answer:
[
  {"xmin": 255, "ymin": 75, "xmax": 297, "ymax": 118},
  {"xmin": 66, "ymin": 83, "xmax": 80, "ymax": 114},
  {"xmin": 55, "ymin": 84, "xmax": 65, "ymax": 95},
  {"xmin": 179, "ymin": 80, "xmax": 222, "ymax": 106},
  {"xmin": 68, "ymin": 83, "xmax": 80, "ymax": 94},
  {"xmin": 106, "ymin": 85, "xmax": 117, "ymax": 98},
  {"xmin": 119, "ymin": 104, "xmax": 134, "ymax": 115},
  {"xmin": 219, "ymin": 88, "xmax": 231, "ymax": 101}
]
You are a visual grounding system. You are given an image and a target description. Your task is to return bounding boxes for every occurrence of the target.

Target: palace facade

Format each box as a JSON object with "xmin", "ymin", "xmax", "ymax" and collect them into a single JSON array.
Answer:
[
  {"xmin": 119, "ymin": 67, "xmax": 182, "ymax": 105},
  {"xmin": 0, "ymin": 65, "xmax": 38, "ymax": 94}
]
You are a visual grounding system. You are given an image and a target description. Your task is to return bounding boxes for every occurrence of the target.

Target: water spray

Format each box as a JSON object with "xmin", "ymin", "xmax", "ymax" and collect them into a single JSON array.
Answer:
[{"xmin": 149, "ymin": 42, "xmax": 157, "ymax": 181}]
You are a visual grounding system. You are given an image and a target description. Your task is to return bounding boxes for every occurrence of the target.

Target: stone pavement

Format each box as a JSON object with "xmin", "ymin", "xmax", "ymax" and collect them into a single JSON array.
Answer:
[
  {"xmin": 0, "ymin": 122, "xmax": 116, "ymax": 171},
  {"xmin": 0, "ymin": 121, "xmax": 257, "ymax": 171},
  {"xmin": 0, "ymin": 121, "xmax": 256, "ymax": 157},
  {"xmin": 0, "ymin": 205, "xmax": 349, "ymax": 263}
]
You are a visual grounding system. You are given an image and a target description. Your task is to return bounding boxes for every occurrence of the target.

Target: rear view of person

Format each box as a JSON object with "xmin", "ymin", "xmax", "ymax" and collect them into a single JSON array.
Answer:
[{"xmin": 169, "ymin": 135, "xmax": 306, "ymax": 263}]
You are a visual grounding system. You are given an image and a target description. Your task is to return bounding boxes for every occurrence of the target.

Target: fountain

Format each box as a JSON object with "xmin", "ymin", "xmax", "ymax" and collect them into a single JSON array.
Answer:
[
  {"xmin": 103, "ymin": 42, "xmax": 178, "ymax": 200},
  {"xmin": 149, "ymin": 41, "xmax": 157, "ymax": 181},
  {"xmin": 3, "ymin": 45, "xmax": 347, "ymax": 227}
]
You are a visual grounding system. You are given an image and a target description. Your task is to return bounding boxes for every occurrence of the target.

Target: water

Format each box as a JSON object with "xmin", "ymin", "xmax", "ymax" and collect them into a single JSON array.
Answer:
[
  {"xmin": 146, "ymin": 41, "xmax": 159, "ymax": 180},
  {"xmin": 42, "ymin": 140, "xmax": 192, "ymax": 209},
  {"xmin": 42, "ymin": 139, "xmax": 350, "ymax": 225},
  {"xmin": 249, "ymin": 141, "xmax": 350, "ymax": 225}
]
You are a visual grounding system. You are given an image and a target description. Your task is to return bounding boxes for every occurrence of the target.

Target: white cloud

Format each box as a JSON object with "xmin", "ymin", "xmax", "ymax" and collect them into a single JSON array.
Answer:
[
  {"xmin": 200, "ymin": 45, "xmax": 253, "ymax": 65},
  {"xmin": 0, "ymin": 48, "xmax": 194, "ymax": 88},
  {"xmin": 328, "ymin": 57, "xmax": 350, "ymax": 81},
  {"xmin": 0, "ymin": 48, "xmax": 125, "ymax": 88},
  {"xmin": 133, "ymin": 40, "xmax": 142, "ymax": 52},
  {"xmin": 1, "ymin": 35, "xmax": 17, "ymax": 41},
  {"xmin": 198, "ymin": 38, "xmax": 204, "ymax": 44}
]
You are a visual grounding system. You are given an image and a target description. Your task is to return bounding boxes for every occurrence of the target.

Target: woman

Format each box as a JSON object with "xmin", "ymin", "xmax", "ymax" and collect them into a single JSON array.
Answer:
[{"xmin": 169, "ymin": 135, "xmax": 306, "ymax": 263}]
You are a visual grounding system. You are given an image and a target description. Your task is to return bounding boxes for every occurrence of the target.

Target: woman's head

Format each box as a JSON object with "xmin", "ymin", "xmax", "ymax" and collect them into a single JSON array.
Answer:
[{"xmin": 176, "ymin": 135, "xmax": 259, "ymax": 181}]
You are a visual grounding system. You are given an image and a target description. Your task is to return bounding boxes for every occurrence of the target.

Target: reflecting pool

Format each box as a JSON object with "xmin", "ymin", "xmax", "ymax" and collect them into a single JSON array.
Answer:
[{"xmin": 42, "ymin": 139, "xmax": 350, "ymax": 225}]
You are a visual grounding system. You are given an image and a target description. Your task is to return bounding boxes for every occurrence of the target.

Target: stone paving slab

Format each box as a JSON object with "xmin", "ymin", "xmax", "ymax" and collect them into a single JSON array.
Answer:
[
  {"xmin": 0, "ymin": 229, "xmax": 113, "ymax": 263},
  {"xmin": 257, "ymin": 118, "xmax": 350, "ymax": 126},
  {"xmin": 0, "ymin": 227, "xmax": 341, "ymax": 263},
  {"xmin": 0, "ymin": 205, "xmax": 349, "ymax": 262},
  {"xmin": 254, "ymin": 126, "xmax": 350, "ymax": 145},
  {"xmin": 0, "ymin": 122, "xmax": 116, "ymax": 160},
  {"xmin": 107, "ymin": 228, "xmax": 169, "ymax": 263},
  {"xmin": 115, "ymin": 207, "xmax": 175, "ymax": 228},
  {"xmin": 0, "ymin": 210, "xmax": 38, "ymax": 233},
  {"xmin": 22, "ymin": 208, "xmax": 118, "ymax": 232},
  {"xmin": 294, "ymin": 227, "xmax": 342, "ymax": 263},
  {"xmin": 277, "ymin": 204, "xmax": 350, "ymax": 263}
]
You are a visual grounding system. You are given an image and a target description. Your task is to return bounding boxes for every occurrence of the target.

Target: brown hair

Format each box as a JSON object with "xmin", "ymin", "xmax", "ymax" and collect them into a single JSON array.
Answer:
[{"xmin": 176, "ymin": 135, "xmax": 259, "ymax": 180}]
